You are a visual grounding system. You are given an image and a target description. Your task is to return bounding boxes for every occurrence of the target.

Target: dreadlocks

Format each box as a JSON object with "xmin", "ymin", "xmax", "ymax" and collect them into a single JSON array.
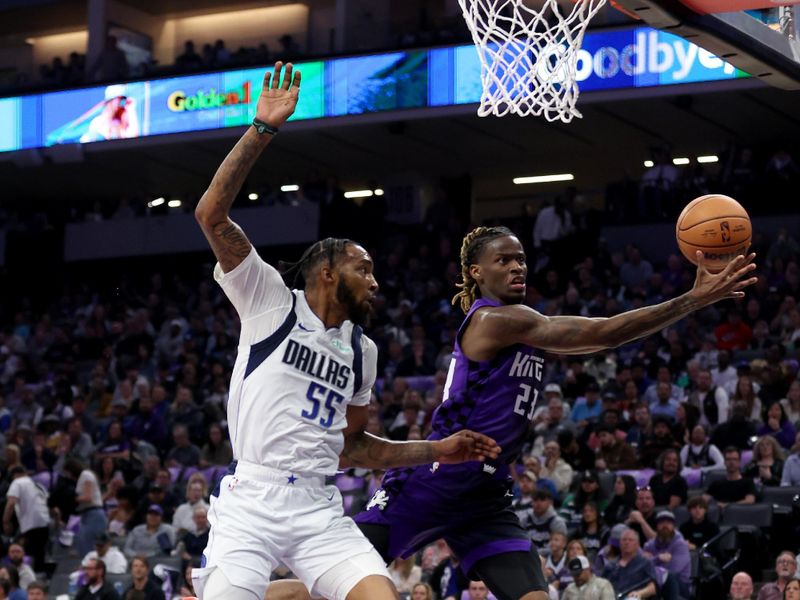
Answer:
[
  {"xmin": 279, "ymin": 237, "xmax": 353, "ymax": 288},
  {"xmin": 452, "ymin": 226, "xmax": 514, "ymax": 314}
]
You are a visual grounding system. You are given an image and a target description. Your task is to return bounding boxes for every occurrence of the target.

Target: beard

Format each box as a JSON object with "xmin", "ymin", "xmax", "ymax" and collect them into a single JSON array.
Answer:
[{"xmin": 336, "ymin": 278, "xmax": 373, "ymax": 327}]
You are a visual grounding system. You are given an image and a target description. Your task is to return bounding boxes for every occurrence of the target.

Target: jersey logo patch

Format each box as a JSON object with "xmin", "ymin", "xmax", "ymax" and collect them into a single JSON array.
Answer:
[
  {"xmin": 366, "ymin": 489, "xmax": 389, "ymax": 511},
  {"xmin": 298, "ymin": 323, "xmax": 314, "ymax": 332},
  {"xmin": 330, "ymin": 339, "xmax": 352, "ymax": 354},
  {"xmin": 482, "ymin": 464, "xmax": 497, "ymax": 475},
  {"xmin": 430, "ymin": 462, "xmax": 440, "ymax": 474}
]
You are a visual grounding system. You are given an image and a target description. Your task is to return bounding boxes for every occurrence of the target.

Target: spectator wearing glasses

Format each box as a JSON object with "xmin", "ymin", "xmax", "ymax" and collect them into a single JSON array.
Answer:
[
  {"xmin": 757, "ymin": 552, "xmax": 797, "ymax": 600},
  {"xmin": 74, "ymin": 558, "xmax": 120, "ymax": 600},
  {"xmin": 705, "ymin": 446, "xmax": 756, "ymax": 509}
]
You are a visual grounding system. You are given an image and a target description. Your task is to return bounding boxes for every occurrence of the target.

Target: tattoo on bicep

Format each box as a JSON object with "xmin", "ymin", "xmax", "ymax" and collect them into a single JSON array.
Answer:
[{"xmin": 211, "ymin": 222, "xmax": 251, "ymax": 258}]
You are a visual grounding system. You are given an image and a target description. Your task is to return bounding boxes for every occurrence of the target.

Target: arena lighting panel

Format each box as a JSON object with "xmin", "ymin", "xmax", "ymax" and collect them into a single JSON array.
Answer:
[
  {"xmin": 697, "ymin": 155, "xmax": 719, "ymax": 163},
  {"xmin": 167, "ymin": 199, "xmax": 182, "ymax": 208},
  {"xmin": 672, "ymin": 157, "xmax": 691, "ymax": 165},
  {"xmin": 512, "ymin": 174, "xmax": 575, "ymax": 184},
  {"xmin": 280, "ymin": 184, "xmax": 299, "ymax": 192},
  {"xmin": 248, "ymin": 192, "xmax": 259, "ymax": 200},
  {"xmin": 344, "ymin": 190, "xmax": 374, "ymax": 199}
]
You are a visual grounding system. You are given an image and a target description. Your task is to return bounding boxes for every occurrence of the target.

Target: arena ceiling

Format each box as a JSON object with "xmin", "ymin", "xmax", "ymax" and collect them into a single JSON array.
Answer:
[{"xmin": 2, "ymin": 81, "xmax": 799, "ymax": 204}]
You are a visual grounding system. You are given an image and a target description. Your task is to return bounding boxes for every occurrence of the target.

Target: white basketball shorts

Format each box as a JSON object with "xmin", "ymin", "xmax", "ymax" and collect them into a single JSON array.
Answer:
[{"xmin": 192, "ymin": 461, "xmax": 389, "ymax": 600}]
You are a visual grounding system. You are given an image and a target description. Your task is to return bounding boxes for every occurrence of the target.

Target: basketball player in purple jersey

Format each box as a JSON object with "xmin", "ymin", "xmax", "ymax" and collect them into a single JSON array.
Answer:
[{"xmin": 268, "ymin": 226, "xmax": 756, "ymax": 600}]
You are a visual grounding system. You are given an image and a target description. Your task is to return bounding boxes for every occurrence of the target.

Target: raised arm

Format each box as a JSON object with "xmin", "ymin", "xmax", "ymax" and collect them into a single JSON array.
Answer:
[
  {"xmin": 194, "ymin": 62, "xmax": 301, "ymax": 273},
  {"xmin": 468, "ymin": 252, "xmax": 757, "ymax": 356},
  {"xmin": 339, "ymin": 405, "xmax": 501, "ymax": 470}
]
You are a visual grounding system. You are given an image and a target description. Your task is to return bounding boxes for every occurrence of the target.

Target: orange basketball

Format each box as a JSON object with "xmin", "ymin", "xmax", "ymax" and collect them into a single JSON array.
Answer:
[{"xmin": 676, "ymin": 194, "xmax": 751, "ymax": 273}]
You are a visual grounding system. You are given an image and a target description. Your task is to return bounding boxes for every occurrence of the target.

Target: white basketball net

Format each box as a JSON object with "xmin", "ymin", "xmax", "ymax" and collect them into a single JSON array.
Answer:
[{"xmin": 459, "ymin": 0, "xmax": 607, "ymax": 122}]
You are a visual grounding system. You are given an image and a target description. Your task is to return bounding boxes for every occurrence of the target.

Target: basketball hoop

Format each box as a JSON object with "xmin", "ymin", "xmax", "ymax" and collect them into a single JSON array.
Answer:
[{"xmin": 458, "ymin": 0, "xmax": 607, "ymax": 122}]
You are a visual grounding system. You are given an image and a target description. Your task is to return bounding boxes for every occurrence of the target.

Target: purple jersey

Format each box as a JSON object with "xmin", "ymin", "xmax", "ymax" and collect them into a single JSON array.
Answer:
[{"xmin": 357, "ymin": 297, "xmax": 546, "ymax": 569}]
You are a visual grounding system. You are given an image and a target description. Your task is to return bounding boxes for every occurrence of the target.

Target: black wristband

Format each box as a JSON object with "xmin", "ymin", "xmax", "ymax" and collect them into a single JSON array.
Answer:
[{"xmin": 252, "ymin": 118, "xmax": 278, "ymax": 135}]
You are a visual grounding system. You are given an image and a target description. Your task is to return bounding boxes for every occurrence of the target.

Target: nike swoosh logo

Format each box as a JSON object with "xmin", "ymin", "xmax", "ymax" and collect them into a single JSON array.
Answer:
[
  {"xmin": 298, "ymin": 323, "xmax": 314, "ymax": 332},
  {"xmin": 327, "ymin": 492, "xmax": 335, "ymax": 501}
]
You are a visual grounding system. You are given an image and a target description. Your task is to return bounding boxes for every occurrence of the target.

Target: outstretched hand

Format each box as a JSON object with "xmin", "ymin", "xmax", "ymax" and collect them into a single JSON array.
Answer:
[
  {"xmin": 256, "ymin": 61, "xmax": 301, "ymax": 128},
  {"xmin": 689, "ymin": 251, "xmax": 758, "ymax": 307},
  {"xmin": 433, "ymin": 430, "xmax": 502, "ymax": 464}
]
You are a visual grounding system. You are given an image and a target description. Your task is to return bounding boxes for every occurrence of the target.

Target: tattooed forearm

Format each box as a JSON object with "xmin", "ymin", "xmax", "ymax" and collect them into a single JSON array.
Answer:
[
  {"xmin": 195, "ymin": 128, "xmax": 273, "ymax": 272},
  {"xmin": 602, "ymin": 293, "xmax": 700, "ymax": 347},
  {"xmin": 340, "ymin": 431, "xmax": 435, "ymax": 469}
]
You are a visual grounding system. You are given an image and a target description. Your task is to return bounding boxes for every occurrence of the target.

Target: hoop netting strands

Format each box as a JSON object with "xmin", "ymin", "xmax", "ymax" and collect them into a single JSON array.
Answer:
[{"xmin": 459, "ymin": 0, "xmax": 607, "ymax": 122}]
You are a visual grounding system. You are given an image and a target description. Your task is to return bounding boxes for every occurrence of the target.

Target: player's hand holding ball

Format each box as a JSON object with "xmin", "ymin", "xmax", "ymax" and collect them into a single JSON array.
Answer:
[
  {"xmin": 433, "ymin": 430, "xmax": 502, "ymax": 464},
  {"xmin": 257, "ymin": 61, "xmax": 301, "ymax": 129},
  {"xmin": 676, "ymin": 194, "xmax": 758, "ymax": 307}
]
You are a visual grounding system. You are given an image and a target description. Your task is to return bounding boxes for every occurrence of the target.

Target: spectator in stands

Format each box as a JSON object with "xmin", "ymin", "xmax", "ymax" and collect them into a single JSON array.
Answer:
[
  {"xmin": 122, "ymin": 505, "xmax": 175, "ymax": 559},
  {"xmin": 743, "ymin": 435, "xmax": 785, "ymax": 486},
  {"xmin": 64, "ymin": 458, "xmax": 107, "ymax": 556},
  {"xmin": 75, "ymin": 558, "xmax": 119, "ymax": 600},
  {"xmin": 680, "ymin": 424, "xmax": 724, "ymax": 476},
  {"xmin": 639, "ymin": 417, "xmax": 681, "ymax": 468},
  {"xmin": 626, "ymin": 486, "xmax": 657, "ymax": 544},
  {"xmin": 524, "ymin": 489, "xmax": 568, "ymax": 555},
  {"xmin": 758, "ymin": 552, "xmax": 797, "ymax": 600},
  {"xmin": 176, "ymin": 507, "xmax": 208, "ymax": 562},
  {"xmin": 687, "ymin": 368, "xmax": 729, "ymax": 428},
  {"xmin": 643, "ymin": 510, "xmax": 691, "ymax": 599},
  {"xmin": 644, "ymin": 366, "xmax": 684, "ymax": 406},
  {"xmin": 679, "ymin": 496, "xmax": 719, "ymax": 550},
  {"xmin": 123, "ymin": 556, "xmax": 164, "ymax": 600},
  {"xmin": 388, "ymin": 555, "xmax": 421, "ymax": 594},
  {"xmin": 595, "ymin": 425, "xmax": 638, "ymax": 470},
  {"xmin": 543, "ymin": 531, "xmax": 568, "ymax": 592},
  {"xmin": 165, "ymin": 424, "xmax": 201, "ymax": 469},
  {"xmin": 126, "ymin": 396, "xmax": 167, "ymax": 450},
  {"xmin": 558, "ymin": 430, "xmax": 595, "ymax": 472},
  {"xmin": 601, "ymin": 528, "xmax": 657, "ymax": 598},
  {"xmin": 166, "ymin": 388, "xmax": 203, "ymax": 441},
  {"xmin": 576, "ymin": 501, "xmax": 608, "ymax": 559},
  {"xmin": 430, "ymin": 553, "xmax": 467, "ymax": 600},
  {"xmin": 171, "ymin": 474, "xmax": 209, "ymax": 536},
  {"xmin": 712, "ymin": 400, "xmax": 758, "ymax": 450},
  {"xmin": 620, "ymin": 246, "xmax": 654, "ymax": 290},
  {"xmin": 534, "ymin": 396, "xmax": 575, "ymax": 451},
  {"xmin": 539, "ymin": 440, "xmax": 573, "ymax": 495},
  {"xmin": 561, "ymin": 555, "xmax": 615, "ymax": 600},
  {"xmin": 626, "ymin": 403, "xmax": 652, "ymax": 448},
  {"xmin": 711, "ymin": 350, "xmax": 737, "ymax": 389},
  {"xmin": 26, "ymin": 581, "xmax": 47, "ymax": 600},
  {"xmin": 649, "ymin": 382, "xmax": 681, "ymax": 423},
  {"xmin": 560, "ymin": 470, "xmax": 606, "ymax": 530},
  {"xmin": 705, "ymin": 447, "xmax": 756, "ymax": 508},
  {"xmin": 603, "ymin": 475, "xmax": 637, "ymax": 526},
  {"xmin": 732, "ymin": 374, "xmax": 763, "ymax": 421},
  {"xmin": 716, "ymin": 309, "xmax": 753, "ymax": 352},
  {"xmin": 781, "ymin": 432, "xmax": 800, "ymax": 486},
  {"xmin": 95, "ymin": 419, "xmax": 131, "ymax": 463},
  {"xmin": 175, "ymin": 41, "xmax": 203, "ymax": 71},
  {"xmin": 88, "ymin": 35, "xmax": 128, "ymax": 82},
  {"xmin": 0, "ymin": 567, "xmax": 23, "ymax": 600},
  {"xmin": 780, "ymin": 381, "xmax": 800, "ymax": 427},
  {"xmin": 784, "ymin": 578, "xmax": 800, "ymax": 600},
  {"xmin": 570, "ymin": 381, "xmax": 603, "ymax": 428},
  {"xmin": 3, "ymin": 545, "xmax": 33, "ymax": 590},
  {"xmin": 729, "ymin": 571, "xmax": 755, "ymax": 600},
  {"xmin": 66, "ymin": 417, "xmax": 95, "ymax": 463},
  {"xmin": 758, "ymin": 402, "xmax": 797, "ymax": 449},
  {"xmin": 82, "ymin": 532, "xmax": 127, "ymax": 575},
  {"xmin": 648, "ymin": 448, "xmax": 688, "ymax": 509},
  {"xmin": 199, "ymin": 422, "xmax": 232, "ymax": 468},
  {"xmin": 410, "ymin": 582, "xmax": 434, "ymax": 600},
  {"xmin": 3, "ymin": 466, "xmax": 50, "ymax": 572}
]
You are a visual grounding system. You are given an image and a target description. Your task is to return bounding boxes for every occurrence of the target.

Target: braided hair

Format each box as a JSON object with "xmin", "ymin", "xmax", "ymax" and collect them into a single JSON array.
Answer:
[
  {"xmin": 279, "ymin": 237, "xmax": 353, "ymax": 288},
  {"xmin": 451, "ymin": 226, "xmax": 514, "ymax": 314}
]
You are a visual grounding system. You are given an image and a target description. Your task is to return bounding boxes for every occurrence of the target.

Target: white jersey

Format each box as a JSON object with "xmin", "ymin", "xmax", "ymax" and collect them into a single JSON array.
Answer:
[{"xmin": 214, "ymin": 247, "xmax": 376, "ymax": 476}]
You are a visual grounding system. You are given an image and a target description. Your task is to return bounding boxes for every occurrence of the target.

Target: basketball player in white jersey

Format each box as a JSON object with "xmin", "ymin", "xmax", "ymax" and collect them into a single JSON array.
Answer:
[{"xmin": 191, "ymin": 62, "xmax": 502, "ymax": 600}]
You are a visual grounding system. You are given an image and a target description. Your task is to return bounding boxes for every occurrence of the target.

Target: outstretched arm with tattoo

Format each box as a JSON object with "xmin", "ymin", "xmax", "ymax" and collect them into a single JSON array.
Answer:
[
  {"xmin": 339, "ymin": 405, "xmax": 501, "ymax": 470},
  {"xmin": 466, "ymin": 252, "xmax": 758, "ymax": 357},
  {"xmin": 195, "ymin": 62, "xmax": 301, "ymax": 272}
]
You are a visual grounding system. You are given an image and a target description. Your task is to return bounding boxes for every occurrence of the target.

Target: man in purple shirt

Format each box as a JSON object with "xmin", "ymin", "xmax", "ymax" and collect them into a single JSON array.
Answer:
[{"xmin": 643, "ymin": 511, "xmax": 691, "ymax": 600}]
